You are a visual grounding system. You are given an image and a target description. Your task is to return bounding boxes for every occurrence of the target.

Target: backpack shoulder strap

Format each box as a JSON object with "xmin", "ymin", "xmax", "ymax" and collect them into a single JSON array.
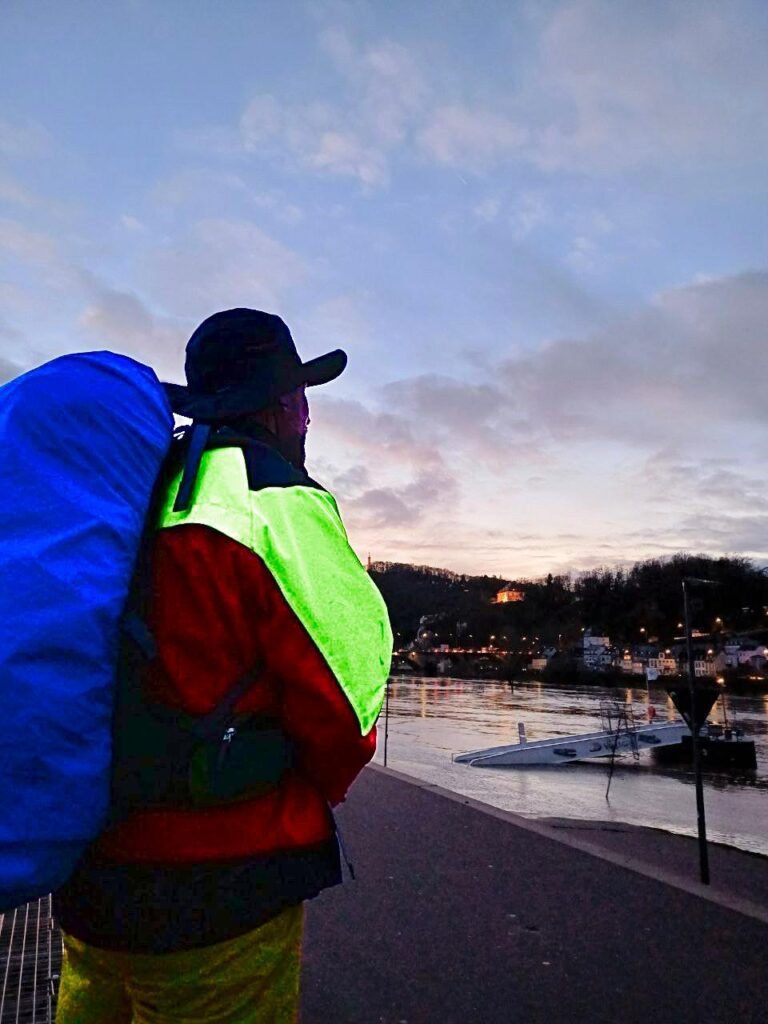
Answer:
[{"xmin": 173, "ymin": 422, "xmax": 212, "ymax": 512}]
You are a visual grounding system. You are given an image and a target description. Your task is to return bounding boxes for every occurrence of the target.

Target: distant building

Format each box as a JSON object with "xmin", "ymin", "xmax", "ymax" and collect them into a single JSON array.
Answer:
[
  {"xmin": 648, "ymin": 652, "xmax": 679, "ymax": 676},
  {"xmin": 582, "ymin": 634, "xmax": 612, "ymax": 670},
  {"xmin": 722, "ymin": 640, "xmax": 768, "ymax": 669},
  {"xmin": 530, "ymin": 646, "xmax": 557, "ymax": 671},
  {"xmin": 619, "ymin": 651, "xmax": 644, "ymax": 674},
  {"xmin": 493, "ymin": 583, "xmax": 525, "ymax": 604},
  {"xmin": 694, "ymin": 657, "xmax": 717, "ymax": 678}
]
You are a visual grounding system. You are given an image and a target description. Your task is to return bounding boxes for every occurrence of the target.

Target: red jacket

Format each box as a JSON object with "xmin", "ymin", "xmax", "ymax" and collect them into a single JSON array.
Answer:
[{"xmin": 97, "ymin": 523, "xmax": 377, "ymax": 864}]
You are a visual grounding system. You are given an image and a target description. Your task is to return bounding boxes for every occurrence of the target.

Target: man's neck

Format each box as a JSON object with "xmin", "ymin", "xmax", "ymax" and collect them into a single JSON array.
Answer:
[{"xmin": 215, "ymin": 422, "xmax": 306, "ymax": 472}]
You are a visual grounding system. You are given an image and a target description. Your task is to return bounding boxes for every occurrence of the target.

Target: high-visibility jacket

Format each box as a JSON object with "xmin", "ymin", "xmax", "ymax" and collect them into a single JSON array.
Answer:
[{"xmin": 54, "ymin": 437, "xmax": 392, "ymax": 952}]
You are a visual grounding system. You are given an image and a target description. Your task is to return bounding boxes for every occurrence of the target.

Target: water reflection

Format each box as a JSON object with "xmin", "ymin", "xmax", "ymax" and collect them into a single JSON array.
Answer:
[{"xmin": 376, "ymin": 676, "xmax": 768, "ymax": 856}]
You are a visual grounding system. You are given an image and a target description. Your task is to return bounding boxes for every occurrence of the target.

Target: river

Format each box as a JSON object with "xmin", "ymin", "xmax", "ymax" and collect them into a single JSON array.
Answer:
[{"xmin": 373, "ymin": 675, "xmax": 768, "ymax": 856}]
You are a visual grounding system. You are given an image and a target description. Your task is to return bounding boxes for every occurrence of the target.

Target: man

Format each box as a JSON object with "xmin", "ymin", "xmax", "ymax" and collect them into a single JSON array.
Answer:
[{"xmin": 54, "ymin": 309, "xmax": 392, "ymax": 1023}]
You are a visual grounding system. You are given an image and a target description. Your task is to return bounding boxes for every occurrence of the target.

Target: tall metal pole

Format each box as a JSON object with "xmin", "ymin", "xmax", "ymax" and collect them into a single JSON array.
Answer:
[
  {"xmin": 383, "ymin": 677, "xmax": 390, "ymax": 767},
  {"xmin": 683, "ymin": 579, "xmax": 710, "ymax": 885}
]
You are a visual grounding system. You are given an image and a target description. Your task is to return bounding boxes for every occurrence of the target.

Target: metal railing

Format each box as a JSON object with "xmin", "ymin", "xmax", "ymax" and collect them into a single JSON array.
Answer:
[{"xmin": 0, "ymin": 898, "xmax": 61, "ymax": 1023}]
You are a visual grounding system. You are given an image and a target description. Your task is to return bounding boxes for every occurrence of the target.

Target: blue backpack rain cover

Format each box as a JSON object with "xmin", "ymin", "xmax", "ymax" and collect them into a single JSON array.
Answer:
[{"xmin": 0, "ymin": 351, "xmax": 173, "ymax": 911}]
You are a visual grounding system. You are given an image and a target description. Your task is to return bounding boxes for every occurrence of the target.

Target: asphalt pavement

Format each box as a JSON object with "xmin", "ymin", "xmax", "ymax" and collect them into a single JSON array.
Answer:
[{"xmin": 302, "ymin": 764, "xmax": 768, "ymax": 1024}]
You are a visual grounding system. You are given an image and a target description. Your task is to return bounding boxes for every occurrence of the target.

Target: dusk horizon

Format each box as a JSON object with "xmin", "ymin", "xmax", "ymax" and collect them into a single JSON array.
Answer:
[{"xmin": 2, "ymin": 1, "xmax": 766, "ymax": 576}]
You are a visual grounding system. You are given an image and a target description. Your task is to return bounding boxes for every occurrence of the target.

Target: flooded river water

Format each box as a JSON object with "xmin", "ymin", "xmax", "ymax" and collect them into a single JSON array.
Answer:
[{"xmin": 373, "ymin": 676, "xmax": 768, "ymax": 856}]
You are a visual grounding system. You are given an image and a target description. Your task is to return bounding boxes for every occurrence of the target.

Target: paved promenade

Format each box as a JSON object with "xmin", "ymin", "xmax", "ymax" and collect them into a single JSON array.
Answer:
[{"xmin": 302, "ymin": 764, "xmax": 768, "ymax": 1024}]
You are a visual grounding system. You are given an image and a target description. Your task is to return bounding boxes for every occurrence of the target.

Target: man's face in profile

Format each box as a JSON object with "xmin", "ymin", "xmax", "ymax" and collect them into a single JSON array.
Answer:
[{"xmin": 278, "ymin": 386, "xmax": 309, "ymax": 469}]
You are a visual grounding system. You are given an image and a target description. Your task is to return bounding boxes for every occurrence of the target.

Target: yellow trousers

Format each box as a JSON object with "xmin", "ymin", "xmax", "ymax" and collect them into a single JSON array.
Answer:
[{"xmin": 55, "ymin": 904, "xmax": 303, "ymax": 1024}]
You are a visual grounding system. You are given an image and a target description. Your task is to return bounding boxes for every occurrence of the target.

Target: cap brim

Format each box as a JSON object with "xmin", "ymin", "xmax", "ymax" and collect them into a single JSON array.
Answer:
[
  {"xmin": 300, "ymin": 348, "xmax": 347, "ymax": 387},
  {"xmin": 163, "ymin": 379, "xmax": 275, "ymax": 421}
]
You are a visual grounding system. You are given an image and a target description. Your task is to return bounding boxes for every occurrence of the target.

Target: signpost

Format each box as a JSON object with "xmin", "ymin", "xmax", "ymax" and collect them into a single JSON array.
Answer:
[
  {"xmin": 681, "ymin": 576, "xmax": 718, "ymax": 885},
  {"xmin": 383, "ymin": 677, "xmax": 391, "ymax": 767}
]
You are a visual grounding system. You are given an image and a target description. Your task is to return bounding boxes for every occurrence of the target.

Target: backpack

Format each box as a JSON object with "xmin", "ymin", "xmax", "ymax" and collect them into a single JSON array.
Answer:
[
  {"xmin": 0, "ymin": 352, "xmax": 173, "ymax": 911},
  {"xmin": 0, "ymin": 353, "xmax": 296, "ymax": 912}
]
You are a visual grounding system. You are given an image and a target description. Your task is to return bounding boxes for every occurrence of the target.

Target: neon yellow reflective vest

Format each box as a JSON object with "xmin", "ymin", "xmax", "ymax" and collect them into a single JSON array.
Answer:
[{"xmin": 157, "ymin": 445, "xmax": 392, "ymax": 734}]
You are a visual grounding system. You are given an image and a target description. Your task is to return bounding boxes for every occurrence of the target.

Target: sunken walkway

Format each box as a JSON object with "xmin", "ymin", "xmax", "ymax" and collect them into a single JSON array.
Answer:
[{"xmin": 302, "ymin": 764, "xmax": 768, "ymax": 1024}]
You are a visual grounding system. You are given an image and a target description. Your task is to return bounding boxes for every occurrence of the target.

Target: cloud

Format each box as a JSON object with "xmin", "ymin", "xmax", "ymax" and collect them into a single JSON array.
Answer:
[
  {"xmin": 151, "ymin": 169, "xmax": 249, "ymax": 207},
  {"xmin": 76, "ymin": 275, "xmax": 187, "ymax": 381},
  {"xmin": 309, "ymin": 391, "xmax": 463, "ymax": 533},
  {"xmin": 312, "ymin": 394, "xmax": 444, "ymax": 470},
  {"xmin": 319, "ymin": 29, "xmax": 428, "ymax": 144},
  {"xmin": 0, "ymin": 218, "xmax": 60, "ymax": 265},
  {"xmin": 473, "ymin": 196, "xmax": 502, "ymax": 224},
  {"xmin": 0, "ymin": 172, "xmax": 72, "ymax": 220},
  {"xmin": 676, "ymin": 513, "xmax": 768, "ymax": 557},
  {"xmin": 308, "ymin": 130, "xmax": 389, "ymax": 187},
  {"xmin": 173, "ymin": 124, "xmax": 244, "ymax": 159},
  {"xmin": 294, "ymin": 293, "xmax": 373, "ymax": 357},
  {"xmin": 415, "ymin": 0, "xmax": 768, "ymax": 178},
  {"xmin": 146, "ymin": 218, "xmax": 306, "ymax": 319},
  {"xmin": 0, "ymin": 172, "xmax": 39, "ymax": 208},
  {"xmin": 526, "ymin": 0, "xmax": 768, "ymax": 173},
  {"xmin": 347, "ymin": 470, "xmax": 459, "ymax": 529},
  {"xmin": 379, "ymin": 373, "xmax": 541, "ymax": 470},
  {"xmin": 309, "ymin": 268, "xmax": 768, "ymax": 572},
  {"xmin": 0, "ymin": 358, "xmax": 20, "ymax": 385},
  {"xmin": 0, "ymin": 117, "xmax": 51, "ymax": 159},
  {"xmin": 240, "ymin": 93, "xmax": 391, "ymax": 187},
  {"xmin": 174, "ymin": 2, "xmax": 767, "ymax": 188},
  {"xmin": 119, "ymin": 214, "xmax": 147, "ymax": 232},
  {"xmin": 229, "ymin": 28, "xmax": 430, "ymax": 186},
  {"xmin": 495, "ymin": 270, "xmax": 768, "ymax": 446},
  {"xmin": 347, "ymin": 486, "xmax": 415, "ymax": 527},
  {"xmin": 329, "ymin": 463, "xmax": 370, "ymax": 496},
  {"xmin": 635, "ymin": 451, "xmax": 768, "ymax": 516},
  {"xmin": 510, "ymin": 193, "xmax": 549, "ymax": 239},
  {"xmin": 152, "ymin": 169, "xmax": 304, "ymax": 224},
  {"xmin": 0, "ymin": 317, "xmax": 26, "ymax": 383},
  {"xmin": 417, "ymin": 105, "xmax": 528, "ymax": 171}
]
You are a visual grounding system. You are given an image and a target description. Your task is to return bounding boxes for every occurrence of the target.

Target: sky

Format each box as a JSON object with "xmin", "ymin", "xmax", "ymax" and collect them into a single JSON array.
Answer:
[{"xmin": 1, "ymin": 0, "xmax": 767, "ymax": 579}]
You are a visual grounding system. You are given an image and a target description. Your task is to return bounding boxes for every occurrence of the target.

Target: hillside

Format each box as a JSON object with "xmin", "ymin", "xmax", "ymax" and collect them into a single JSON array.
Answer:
[{"xmin": 369, "ymin": 555, "xmax": 768, "ymax": 649}]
